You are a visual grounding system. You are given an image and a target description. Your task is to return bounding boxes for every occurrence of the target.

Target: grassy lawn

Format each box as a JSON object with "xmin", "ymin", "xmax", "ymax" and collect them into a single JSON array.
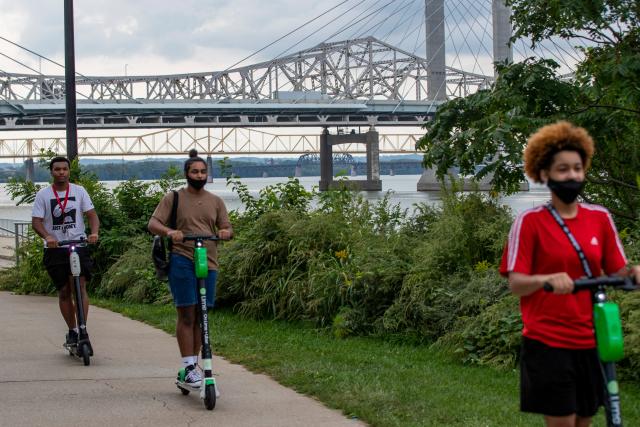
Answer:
[{"xmin": 94, "ymin": 299, "xmax": 640, "ymax": 427}]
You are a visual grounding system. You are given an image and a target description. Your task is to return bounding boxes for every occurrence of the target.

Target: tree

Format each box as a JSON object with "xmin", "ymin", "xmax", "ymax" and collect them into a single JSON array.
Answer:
[
  {"xmin": 417, "ymin": 0, "xmax": 640, "ymax": 221},
  {"xmin": 418, "ymin": 59, "xmax": 579, "ymax": 194}
]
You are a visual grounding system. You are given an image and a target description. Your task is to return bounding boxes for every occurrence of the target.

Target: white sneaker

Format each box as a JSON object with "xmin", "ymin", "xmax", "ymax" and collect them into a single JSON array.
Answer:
[{"xmin": 184, "ymin": 364, "xmax": 202, "ymax": 388}]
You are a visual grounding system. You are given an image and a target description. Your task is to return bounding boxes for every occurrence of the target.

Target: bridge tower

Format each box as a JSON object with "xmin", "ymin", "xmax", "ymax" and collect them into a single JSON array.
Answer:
[
  {"xmin": 425, "ymin": 0, "xmax": 446, "ymax": 101},
  {"xmin": 319, "ymin": 128, "xmax": 381, "ymax": 191},
  {"xmin": 418, "ymin": 0, "xmax": 516, "ymax": 191},
  {"xmin": 492, "ymin": 0, "xmax": 513, "ymax": 73}
]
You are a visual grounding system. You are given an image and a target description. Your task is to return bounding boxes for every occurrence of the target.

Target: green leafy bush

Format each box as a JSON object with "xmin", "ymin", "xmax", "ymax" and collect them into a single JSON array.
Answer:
[
  {"xmin": 218, "ymin": 190, "xmax": 413, "ymax": 336},
  {"xmin": 616, "ymin": 291, "xmax": 640, "ymax": 381},
  {"xmin": 96, "ymin": 235, "xmax": 170, "ymax": 304},
  {"xmin": 2, "ymin": 238, "xmax": 53, "ymax": 294},
  {"xmin": 439, "ymin": 294, "xmax": 522, "ymax": 369},
  {"xmin": 381, "ymin": 193, "xmax": 512, "ymax": 341}
]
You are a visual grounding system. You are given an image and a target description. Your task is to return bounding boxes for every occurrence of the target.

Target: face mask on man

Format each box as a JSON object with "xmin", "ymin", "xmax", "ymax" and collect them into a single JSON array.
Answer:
[
  {"xmin": 547, "ymin": 178, "xmax": 585, "ymax": 204},
  {"xmin": 187, "ymin": 176, "xmax": 207, "ymax": 190}
]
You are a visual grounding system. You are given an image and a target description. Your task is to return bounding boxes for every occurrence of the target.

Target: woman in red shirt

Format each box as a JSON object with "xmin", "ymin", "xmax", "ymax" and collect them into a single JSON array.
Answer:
[{"xmin": 500, "ymin": 121, "xmax": 640, "ymax": 427}]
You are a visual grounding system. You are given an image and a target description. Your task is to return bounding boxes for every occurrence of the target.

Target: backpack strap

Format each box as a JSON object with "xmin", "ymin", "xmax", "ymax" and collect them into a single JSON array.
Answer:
[
  {"xmin": 167, "ymin": 190, "xmax": 179, "ymax": 251},
  {"xmin": 545, "ymin": 204, "xmax": 593, "ymax": 278}
]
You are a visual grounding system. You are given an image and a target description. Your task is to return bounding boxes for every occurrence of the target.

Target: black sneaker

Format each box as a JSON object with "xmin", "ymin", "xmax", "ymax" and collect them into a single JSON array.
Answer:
[{"xmin": 65, "ymin": 330, "xmax": 78, "ymax": 346}]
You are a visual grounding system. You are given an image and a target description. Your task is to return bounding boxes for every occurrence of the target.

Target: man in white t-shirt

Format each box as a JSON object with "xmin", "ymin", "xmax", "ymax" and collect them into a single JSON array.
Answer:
[{"xmin": 31, "ymin": 156, "xmax": 100, "ymax": 347}]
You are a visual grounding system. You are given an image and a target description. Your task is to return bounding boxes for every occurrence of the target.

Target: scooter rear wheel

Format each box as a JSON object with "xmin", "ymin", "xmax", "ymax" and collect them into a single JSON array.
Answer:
[
  {"xmin": 81, "ymin": 343, "xmax": 91, "ymax": 366},
  {"xmin": 204, "ymin": 384, "xmax": 216, "ymax": 410}
]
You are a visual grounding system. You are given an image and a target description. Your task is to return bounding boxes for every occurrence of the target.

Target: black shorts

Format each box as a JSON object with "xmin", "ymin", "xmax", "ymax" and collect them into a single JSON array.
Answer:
[
  {"xmin": 520, "ymin": 337, "xmax": 604, "ymax": 417},
  {"xmin": 43, "ymin": 247, "xmax": 93, "ymax": 290}
]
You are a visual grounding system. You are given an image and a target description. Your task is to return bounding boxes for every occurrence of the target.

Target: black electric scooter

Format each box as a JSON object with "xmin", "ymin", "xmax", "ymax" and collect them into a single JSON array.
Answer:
[{"xmin": 59, "ymin": 238, "xmax": 93, "ymax": 366}]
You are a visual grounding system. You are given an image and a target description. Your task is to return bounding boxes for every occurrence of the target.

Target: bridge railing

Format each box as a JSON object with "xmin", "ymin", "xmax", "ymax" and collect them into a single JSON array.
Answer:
[
  {"xmin": 0, "ymin": 220, "xmax": 32, "ymax": 266},
  {"xmin": 0, "ymin": 129, "xmax": 424, "ymax": 158}
]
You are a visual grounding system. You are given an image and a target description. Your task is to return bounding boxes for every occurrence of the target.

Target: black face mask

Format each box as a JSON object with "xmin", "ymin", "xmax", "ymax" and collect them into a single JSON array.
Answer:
[
  {"xmin": 547, "ymin": 178, "xmax": 584, "ymax": 204},
  {"xmin": 187, "ymin": 177, "xmax": 207, "ymax": 190}
]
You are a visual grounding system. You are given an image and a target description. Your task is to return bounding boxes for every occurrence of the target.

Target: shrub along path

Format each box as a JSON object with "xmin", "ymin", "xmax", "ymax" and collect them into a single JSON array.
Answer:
[{"xmin": 0, "ymin": 292, "xmax": 364, "ymax": 427}]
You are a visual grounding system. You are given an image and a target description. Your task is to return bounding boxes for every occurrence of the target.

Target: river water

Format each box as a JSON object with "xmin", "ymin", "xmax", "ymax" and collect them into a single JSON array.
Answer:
[{"xmin": 0, "ymin": 175, "xmax": 550, "ymax": 222}]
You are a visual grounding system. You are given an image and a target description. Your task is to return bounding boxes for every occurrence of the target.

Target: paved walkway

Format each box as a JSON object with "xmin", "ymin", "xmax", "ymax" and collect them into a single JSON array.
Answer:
[{"xmin": 0, "ymin": 292, "xmax": 366, "ymax": 427}]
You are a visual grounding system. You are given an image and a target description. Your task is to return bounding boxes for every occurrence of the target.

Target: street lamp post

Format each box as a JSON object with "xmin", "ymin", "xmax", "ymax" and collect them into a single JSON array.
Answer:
[{"xmin": 64, "ymin": 0, "xmax": 78, "ymax": 162}]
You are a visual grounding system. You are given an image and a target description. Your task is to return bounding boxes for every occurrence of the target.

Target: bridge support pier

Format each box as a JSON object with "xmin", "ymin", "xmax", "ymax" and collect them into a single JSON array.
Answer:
[
  {"xmin": 319, "ymin": 128, "xmax": 333, "ymax": 190},
  {"xmin": 319, "ymin": 128, "xmax": 382, "ymax": 191},
  {"xmin": 206, "ymin": 155, "xmax": 214, "ymax": 182},
  {"xmin": 24, "ymin": 158, "xmax": 35, "ymax": 182},
  {"xmin": 417, "ymin": 168, "xmax": 529, "ymax": 191},
  {"xmin": 417, "ymin": 168, "xmax": 491, "ymax": 191}
]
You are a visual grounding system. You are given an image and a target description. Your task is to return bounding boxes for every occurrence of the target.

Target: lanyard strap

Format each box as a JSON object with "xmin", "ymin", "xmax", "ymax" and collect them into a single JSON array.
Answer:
[
  {"xmin": 545, "ymin": 204, "xmax": 593, "ymax": 278},
  {"xmin": 52, "ymin": 184, "xmax": 70, "ymax": 216}
]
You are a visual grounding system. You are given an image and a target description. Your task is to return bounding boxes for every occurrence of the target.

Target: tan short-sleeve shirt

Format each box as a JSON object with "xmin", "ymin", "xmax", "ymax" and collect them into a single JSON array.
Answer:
[{"xmin": 151, "ymin": 188, "xmax": 232, "ymax": 269}]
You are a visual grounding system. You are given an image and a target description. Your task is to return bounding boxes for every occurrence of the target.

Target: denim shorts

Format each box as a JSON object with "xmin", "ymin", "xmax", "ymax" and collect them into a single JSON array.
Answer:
[{"xmin": 168, "ymin": 253, "xmax": 217, "ymax": 308}]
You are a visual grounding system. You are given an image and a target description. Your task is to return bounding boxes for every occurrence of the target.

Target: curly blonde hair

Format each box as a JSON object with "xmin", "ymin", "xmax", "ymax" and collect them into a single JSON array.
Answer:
[{"xmin": 523, "ymin": 121, "xmax": 595, "ymax": 183}]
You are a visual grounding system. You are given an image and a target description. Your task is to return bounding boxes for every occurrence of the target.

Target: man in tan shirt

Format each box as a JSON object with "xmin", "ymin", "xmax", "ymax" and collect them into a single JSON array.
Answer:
[{"xmin": 148, "ymin": 150, "xmax": 232, "ymax": 392}]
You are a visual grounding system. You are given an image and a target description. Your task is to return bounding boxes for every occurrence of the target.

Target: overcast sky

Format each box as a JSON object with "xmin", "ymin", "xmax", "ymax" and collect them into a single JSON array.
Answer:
[
  {"xmin": 0, "ymin": 0, "xmax": 517, "ymax": 78},
  {"xmin": 0, "ymin": 0, "xmax": 337, "ymax": 76},
  {"xmin": 0, "ymin": 0, "xmax": 585, "ymax": 80}
]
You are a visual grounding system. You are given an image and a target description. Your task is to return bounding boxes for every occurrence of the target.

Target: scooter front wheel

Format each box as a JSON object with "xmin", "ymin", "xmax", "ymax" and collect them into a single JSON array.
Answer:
[
  {"xmin": 204, "ymin": 384, "xmax": 216, "ymax": 410},
  {"xmin": 81, "ymin": 343, "xmax": 91, "ymax": 366}
]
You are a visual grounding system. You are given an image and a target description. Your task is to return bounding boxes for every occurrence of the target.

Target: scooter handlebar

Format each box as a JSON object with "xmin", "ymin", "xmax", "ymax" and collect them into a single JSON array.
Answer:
[
  {"xmin": 57, "ymin": 237, "xmax": 87, "ymax": 247},
  {"xmin": 543, "ymin": 276, "xmax": 637, "ymax": 293},
  {"xmin": 182, "ymin": 234, "xmax": 230, "ymax": 242}
]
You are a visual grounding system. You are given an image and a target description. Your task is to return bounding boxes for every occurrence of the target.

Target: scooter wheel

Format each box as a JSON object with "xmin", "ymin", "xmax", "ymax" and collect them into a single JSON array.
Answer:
[
  {"xmin": 179, "ymin": 386, "xmax": 190, "ymax": 395},
  {"xmin": 81, "ymin": 343, "xmax": 91, "ymax": 366},
  {"xmin": 204, "ymin": 384, "xmax": 216, "ymax": 410}
]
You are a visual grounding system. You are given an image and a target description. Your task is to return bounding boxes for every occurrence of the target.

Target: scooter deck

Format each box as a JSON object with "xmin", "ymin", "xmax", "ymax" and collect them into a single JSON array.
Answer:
[
  {"xmin": 63, "ymin": 339, "xmax": 94, "ymax": 357},
  {"xmin": 176, "ymin": 380, "xmax": 201, "ymax": 389},
  {"xmin": 176, "ymin": 379, "xmax": 201, "ymax": 396},
  {"xmin": 63, "ymin": 342, "xmax": 77, "ymax": 354}
]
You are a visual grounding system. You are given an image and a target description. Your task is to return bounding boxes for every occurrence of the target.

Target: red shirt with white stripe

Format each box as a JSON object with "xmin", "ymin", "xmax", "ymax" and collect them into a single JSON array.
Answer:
[{"xmin": 499, "ymin": 203, "xmax": 627, "ymax": 349}]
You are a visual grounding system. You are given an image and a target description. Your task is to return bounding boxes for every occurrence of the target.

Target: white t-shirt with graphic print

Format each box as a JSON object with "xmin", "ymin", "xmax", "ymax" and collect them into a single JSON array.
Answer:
[{"xmin": 32, "ymin": 183, "xmax": 95, "ymax": 246}]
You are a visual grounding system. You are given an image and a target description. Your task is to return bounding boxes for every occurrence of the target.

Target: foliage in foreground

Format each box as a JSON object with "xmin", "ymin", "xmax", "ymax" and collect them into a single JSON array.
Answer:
[{"xmin": 5, "ymin": 160, "xmax": 640, "ymax": 385}]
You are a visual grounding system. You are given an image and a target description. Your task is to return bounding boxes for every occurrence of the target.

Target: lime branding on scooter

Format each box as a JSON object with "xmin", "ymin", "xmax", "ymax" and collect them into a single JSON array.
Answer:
[
  {"xmin": 59, "ymin": 238, "xmax": 93, "ymax": 366},
  {"xmin": 175, "ymin": 234, "xmax": 223, "ymax": 410}
]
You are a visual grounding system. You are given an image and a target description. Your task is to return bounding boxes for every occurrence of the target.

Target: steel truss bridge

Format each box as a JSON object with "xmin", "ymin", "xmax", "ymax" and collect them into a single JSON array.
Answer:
[
  {"xmin": 0, "ymin": 37, "xmax": 492, "ymax": 131},
  {"xmin": 0, "ymin": 128, "xmax": 422, "ymax": 159}
]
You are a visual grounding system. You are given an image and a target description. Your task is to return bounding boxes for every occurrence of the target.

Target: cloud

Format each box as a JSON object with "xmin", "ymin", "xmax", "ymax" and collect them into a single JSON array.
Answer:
[
  {"xmin": 0, "ymin": 0, "xmax": 581, "ymax": 78},
  {"xmin": 1, "ymin": 0, "xmax": 324, "ymax": 74}
]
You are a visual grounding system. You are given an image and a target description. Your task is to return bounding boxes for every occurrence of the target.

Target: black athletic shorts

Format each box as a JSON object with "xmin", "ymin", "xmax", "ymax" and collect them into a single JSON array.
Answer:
[
  {"xmin": 43, "ymin": 247, "xmax": 93, "ymax": 290},
  {"xmin": 520, "ymin": 337, "xmax": 604, "ymax": 417}
]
